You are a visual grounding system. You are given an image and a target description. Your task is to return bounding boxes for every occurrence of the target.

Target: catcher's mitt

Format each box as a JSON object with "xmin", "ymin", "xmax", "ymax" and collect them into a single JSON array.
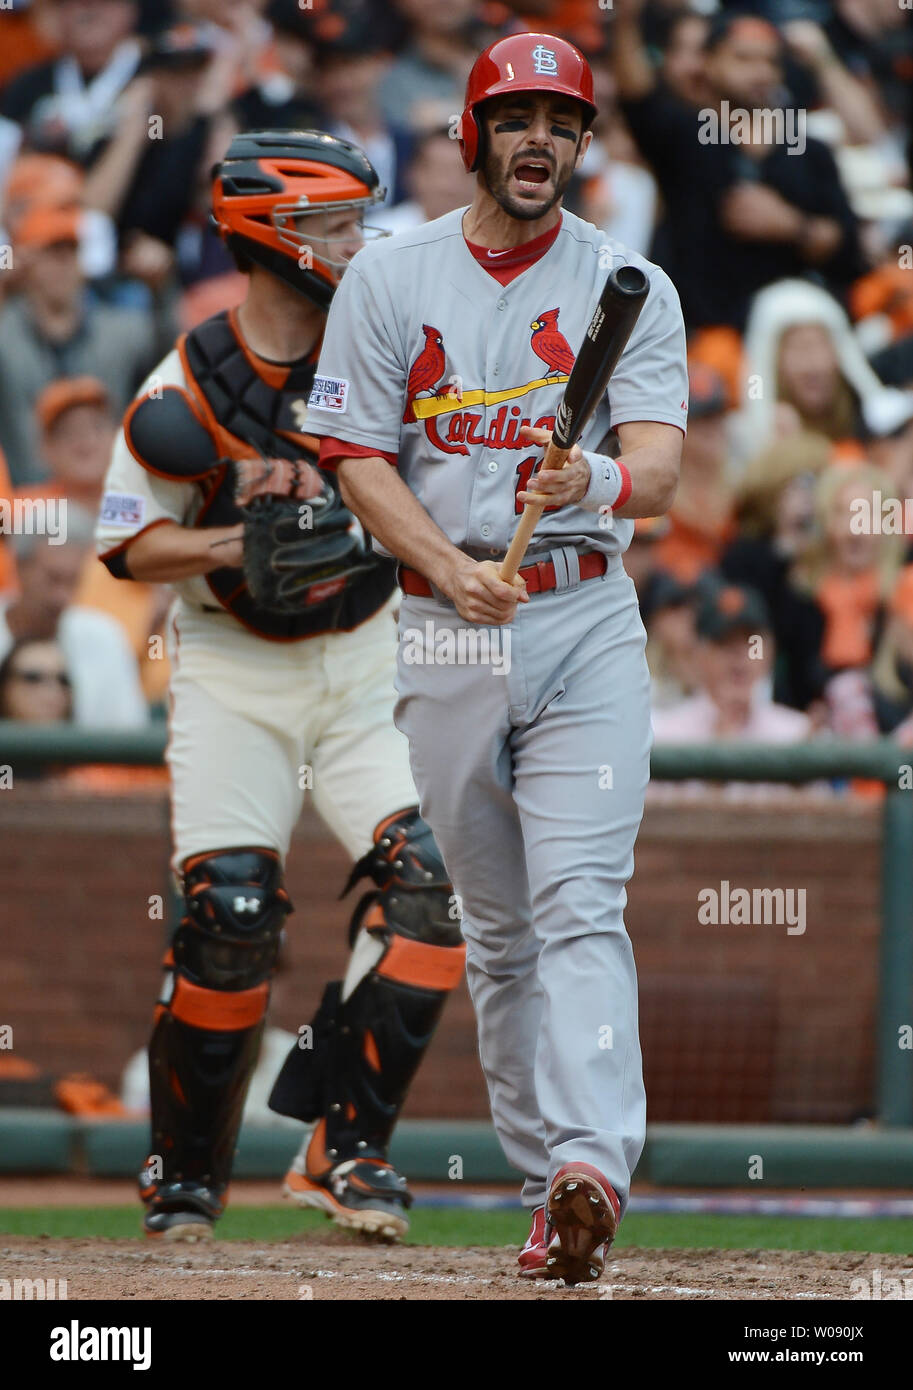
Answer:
[{"xmin": 231, "ymin": 455, "xmax": 373, "ymax": 614}]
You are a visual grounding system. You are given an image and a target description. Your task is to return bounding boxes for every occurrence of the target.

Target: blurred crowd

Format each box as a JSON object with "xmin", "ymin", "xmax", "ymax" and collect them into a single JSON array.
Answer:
[{"xmin": 0, "ymin": 0, "xmax": 910, "ymax": 791}]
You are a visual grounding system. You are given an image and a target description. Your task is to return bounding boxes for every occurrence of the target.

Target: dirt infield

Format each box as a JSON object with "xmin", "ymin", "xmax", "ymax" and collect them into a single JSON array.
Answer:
[{"xmin": 0, "ymin": 1236, "xmax": 887, "ymax": 1300}]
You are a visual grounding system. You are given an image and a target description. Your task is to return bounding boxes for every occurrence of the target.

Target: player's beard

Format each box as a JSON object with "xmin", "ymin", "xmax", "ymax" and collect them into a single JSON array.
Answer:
[{"xmin": 481, "ymin": 147, "xmax": 577, "ymax": 222}]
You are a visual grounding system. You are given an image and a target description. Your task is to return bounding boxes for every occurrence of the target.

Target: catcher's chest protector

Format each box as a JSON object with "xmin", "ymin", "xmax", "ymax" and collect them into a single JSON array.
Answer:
[{"xmin": 179, "ymin": 311, "xmax": 395, "ymax": 640}]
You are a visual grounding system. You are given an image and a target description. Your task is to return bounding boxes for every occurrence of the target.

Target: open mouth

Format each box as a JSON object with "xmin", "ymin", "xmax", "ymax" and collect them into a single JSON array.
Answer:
[{"xmin": 512, "ymin": 160, "xmax": 551, "ymax": 190}]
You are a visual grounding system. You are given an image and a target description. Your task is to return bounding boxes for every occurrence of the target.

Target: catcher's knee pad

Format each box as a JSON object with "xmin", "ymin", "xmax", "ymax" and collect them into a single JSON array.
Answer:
[
  {"xmin": 343, "ymin": 805, "xmax": 464, "ymax": 1008},
  {"xmin": 171, "ymin": 847, "xmax": 291, "ymax": 995},
  {"xmin": 269, "ymin": 809, "xmax": 464, "ymax": 1162},
  {"xmin": 149, "ymin": 848, "xmax": 292, "ymax": 1189}
]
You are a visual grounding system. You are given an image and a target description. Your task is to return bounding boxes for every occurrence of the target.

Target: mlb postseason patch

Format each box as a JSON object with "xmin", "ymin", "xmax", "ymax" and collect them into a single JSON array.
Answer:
[
  {"xmin": 101, "ymin": 492, "xmax": 145, "ymax": 528},
  {"xmin": 307, "ymin": 375, "xmax": 349, "ymax": 413}
]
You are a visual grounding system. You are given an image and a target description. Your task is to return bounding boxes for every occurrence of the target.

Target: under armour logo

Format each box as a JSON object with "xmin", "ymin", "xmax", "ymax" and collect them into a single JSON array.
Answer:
[
  {"xmin": 232, "ymin": 896, "xmax": 261, "ymax": 915},
  {"xmin": 531, "ymin": 44, "xmax": 558, "ymax": 76},
  {"xmin": 291, "ymin": 398, "xmax": 309, "ymax": 430}
]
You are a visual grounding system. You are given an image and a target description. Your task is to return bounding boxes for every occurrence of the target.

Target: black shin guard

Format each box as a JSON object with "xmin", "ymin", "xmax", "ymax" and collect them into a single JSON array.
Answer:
[
  {"xmin": 148, "ymin": 849, "xmax": 291, "ymax": 1191},
  {"xmin": 148, "ymin": 1013, "xmax": 266, "ymax": 1189},
  {"xmin": 269, "ymin": 809, "xmax": 464, "ymax": 1165}
]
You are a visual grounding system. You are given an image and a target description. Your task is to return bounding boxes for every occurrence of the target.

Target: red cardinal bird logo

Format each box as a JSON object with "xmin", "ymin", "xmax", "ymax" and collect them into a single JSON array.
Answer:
[
  {"xmin": 403, "ymin": 324, "xmax": 447, "ymax": 423},
  {"xmin": 530, "ymin": 307, "xmax": 575, "ymax": 377}
]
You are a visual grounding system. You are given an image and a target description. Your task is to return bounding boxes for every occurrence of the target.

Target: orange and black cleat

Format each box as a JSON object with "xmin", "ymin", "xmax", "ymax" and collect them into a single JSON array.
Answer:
[
  {"xmin": 283, "ymin": 1120, "xmax": 411, "ymax": 1242},
  {"xmin": 140, "ymin": 1161, "xmax": 226, "ymax": 1242}
]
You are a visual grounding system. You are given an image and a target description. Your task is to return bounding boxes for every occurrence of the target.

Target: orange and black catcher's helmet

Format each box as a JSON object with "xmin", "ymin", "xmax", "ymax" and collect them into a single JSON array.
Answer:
[
  {"xmin": 211, "ymin": 129, "xmax": 384, "ymax": 308},
  {"xmin": 458, "ymin": 33, "xmax": 597, "ymax": 174}
]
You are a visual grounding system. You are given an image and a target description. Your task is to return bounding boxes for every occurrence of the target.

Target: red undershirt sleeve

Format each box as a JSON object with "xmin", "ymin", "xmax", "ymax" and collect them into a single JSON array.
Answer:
[{"xmin": 318, "ymin": 437, "xmax": 399, "ymax": 471}]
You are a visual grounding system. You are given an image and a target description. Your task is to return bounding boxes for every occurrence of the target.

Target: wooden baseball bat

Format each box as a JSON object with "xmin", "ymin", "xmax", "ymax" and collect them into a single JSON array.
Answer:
[{"xmin": 500, "ymin": 264, "xmax": 650, "ymax": 583}]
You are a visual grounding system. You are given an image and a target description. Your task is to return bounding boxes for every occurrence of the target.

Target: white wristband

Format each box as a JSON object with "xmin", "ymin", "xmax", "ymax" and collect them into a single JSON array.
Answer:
[{"xmin": 579, "ymin": 451, "xmax": 628, "ymax": 513}]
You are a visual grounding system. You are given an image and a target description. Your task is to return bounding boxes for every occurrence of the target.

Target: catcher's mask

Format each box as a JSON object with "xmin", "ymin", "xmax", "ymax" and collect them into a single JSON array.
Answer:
[{"xmin": 211, "ymin": 129, "xmax": 387, "ymax": 308}]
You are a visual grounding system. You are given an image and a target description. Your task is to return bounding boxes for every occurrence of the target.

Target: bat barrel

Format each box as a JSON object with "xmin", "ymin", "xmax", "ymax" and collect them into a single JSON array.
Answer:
[
  {"xmin": 600, "ymin": 266, "xmax": 649, "ymax": 346},
  {"xmin": 551, "ymin": 264, "xmax": 650, "ymax": 451},
  {"xmin": 612, "ymin": 264, "xmax": 650, "ymax": 299}
]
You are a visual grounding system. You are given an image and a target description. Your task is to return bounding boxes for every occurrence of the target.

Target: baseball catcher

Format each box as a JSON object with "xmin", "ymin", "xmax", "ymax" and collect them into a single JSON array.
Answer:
[{"xmin": 95, "ymin": 130, "xmax": 465, "ymax": 1242}]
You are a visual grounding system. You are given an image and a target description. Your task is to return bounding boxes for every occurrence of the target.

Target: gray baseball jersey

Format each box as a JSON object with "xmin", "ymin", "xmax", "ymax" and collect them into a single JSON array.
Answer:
[
  {"xmin": 304, "ymin": 206, "xmax": 687, "ymax": 1219},
  {"xmin": 304, "ymin": 206, "xmax": 687, "ymax": 559}
]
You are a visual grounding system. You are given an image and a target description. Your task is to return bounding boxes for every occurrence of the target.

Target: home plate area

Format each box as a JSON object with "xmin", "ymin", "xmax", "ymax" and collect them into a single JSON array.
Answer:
[{"xmin": 0, "ymin": 1238, "xmax": 887, "ymax": 1301}]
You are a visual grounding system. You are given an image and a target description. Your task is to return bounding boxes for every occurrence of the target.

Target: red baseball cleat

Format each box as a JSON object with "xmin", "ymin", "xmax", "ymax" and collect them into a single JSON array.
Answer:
[
  {"xmin": 517, "ymin": 1205, "xmax": 547, "ymax": 1278},
  {"xmin": 544, "ymin": 1163, "xmax": 620, "ymax": 1285}
]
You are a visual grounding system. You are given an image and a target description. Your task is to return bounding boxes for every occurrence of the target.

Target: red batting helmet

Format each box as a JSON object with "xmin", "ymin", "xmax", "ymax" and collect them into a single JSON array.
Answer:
[{"xmin": 458, "ymin": 33, "xmax": 597, "ymax": 174}]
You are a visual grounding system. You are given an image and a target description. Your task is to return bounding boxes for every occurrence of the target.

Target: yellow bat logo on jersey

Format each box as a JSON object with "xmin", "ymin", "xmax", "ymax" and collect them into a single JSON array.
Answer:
[{"xmin": 409, "ymin": 375, "xmax": 569, "ymax": 421}]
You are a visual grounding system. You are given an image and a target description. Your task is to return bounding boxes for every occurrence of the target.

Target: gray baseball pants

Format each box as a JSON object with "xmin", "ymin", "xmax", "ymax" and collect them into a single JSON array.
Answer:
[{"xmin": 393, "ymin": 549, "xmax": 650, "ymax": 1211}]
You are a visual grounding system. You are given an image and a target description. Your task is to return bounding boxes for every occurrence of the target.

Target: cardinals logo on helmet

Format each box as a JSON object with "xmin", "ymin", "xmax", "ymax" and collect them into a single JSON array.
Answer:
[
  {"xmin": 531, "ymin": 44, "xmax": 559, "ymax": 76},
  {"xmin": 530, "ymin": 308, "xmax": 575, "ymax": 377}
]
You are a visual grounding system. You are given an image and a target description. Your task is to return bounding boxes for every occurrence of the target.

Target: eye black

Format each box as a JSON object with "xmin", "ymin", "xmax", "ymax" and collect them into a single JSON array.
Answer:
[{"xmin": 493, "ymin": 118, "xmax": 529, "ymax": 133}]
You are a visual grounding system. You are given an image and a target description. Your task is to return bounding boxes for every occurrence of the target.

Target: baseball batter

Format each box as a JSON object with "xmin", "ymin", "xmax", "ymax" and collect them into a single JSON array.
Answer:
[
  {"xmin": 94, "ymin": 131, "xmax": 465, "ymax": 1242},
  {"xmin": 304, "ymin": 35, "xmax": 688, "ymax": 1283}
]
